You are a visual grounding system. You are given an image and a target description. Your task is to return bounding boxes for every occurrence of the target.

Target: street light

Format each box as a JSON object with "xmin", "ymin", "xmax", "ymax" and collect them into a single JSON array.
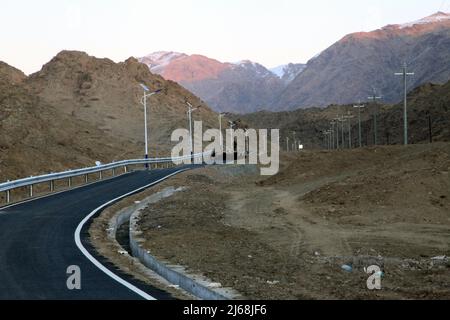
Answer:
[
  {"xmin": 334, "ymin": 116, "xmax": 345, "ymax": 149},
  {"xmin": 353, "ymin": 103, "xmax": 365, "ymax": 148},
  {"xmin": 343, "ymin": 112, "xmax": 354, "ymax": 149},
  {"xmin": 219, "ymin": 113, "xmax": 226, "ymax": 149},
  {"xmin": 140, "ymin": 84, "xmax": 162, "ymax": 168},
  {"xmin": 330, "ymin": 121, "xmax": 336, "ymax": 150},
  {"xmin": 395, "ymin": 62, "xmax": 414, "ymax": 145},
  {"xmin": 333, "ymin": 117, "xmax": 341, "ymax": 149},
  {"xmin": 368, "ymin": 89, "xmax": 382, "ymax": 145},
  {"xmin": 323, "ymin": 131, "xmax": 331, "ymax": 150},
  {"xmin": 186, "ymin": 101, "xmax": 200, "ymax": 157},
  {"xmin": 293, "ymin": 131, "xmax": 297, "ymax": 152}
]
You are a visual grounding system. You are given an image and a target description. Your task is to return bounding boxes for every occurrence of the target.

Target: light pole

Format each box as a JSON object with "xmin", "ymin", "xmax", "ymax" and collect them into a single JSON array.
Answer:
[
  {"xmin": 328, "ymin": 130, "xmax": 332, "ymax": 150},
  {"xmin": 330, "ymin": 121, "xmax": 336, "ymax": 150},
  {"xmin": 343, "ymin": 112, "xmax": 354, "ymax": 149},
  {"xmin": 186, "ymin": 102, "xmax": 200, "ymax": 157},
  {"xmin": 335, "ymin": 116, "xmax": 345, "ymax": 149},
  {"xmin": 293, "ymin": 131, "xmax": 297, "ymax": 152},
  {"xmin": 323, "ymin": 131, "xmax": 331, "ymax": 150},
  {"xmin": 368, "ymin": 89, "xmax": 382, "ymax": 145},
  {"xmin": 228, "ymin": 120, "xmax": 237, "ymax": 155},
  {"xmin": 140, "ymin": 84, "xmax": 162, "ymax": 168},
  {"xmin": 333, "ymin": 118, "xmax": 341, "ymax": 149},
  {"xmin": 218, "ymin": 113, "xmax": 226, "ymax": 149},
  {"xmin": 353, "ymin": 103, "xmax": 365, "ymax": 148},
  {"xmin": 395, "ymin": 62, "xmax": 415, "ymax": 145}
]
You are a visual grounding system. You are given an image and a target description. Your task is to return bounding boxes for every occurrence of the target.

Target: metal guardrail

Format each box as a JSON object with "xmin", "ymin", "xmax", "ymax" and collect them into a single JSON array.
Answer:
[{"xmin": 0, "ymin": 152, "xmax": 209, "ymax": 205}]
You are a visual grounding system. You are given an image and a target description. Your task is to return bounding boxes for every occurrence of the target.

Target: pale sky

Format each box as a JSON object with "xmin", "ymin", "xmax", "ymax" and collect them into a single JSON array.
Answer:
[{"xmin": 1, "ymin": 0, "xmax": 449, "ymax": 74}]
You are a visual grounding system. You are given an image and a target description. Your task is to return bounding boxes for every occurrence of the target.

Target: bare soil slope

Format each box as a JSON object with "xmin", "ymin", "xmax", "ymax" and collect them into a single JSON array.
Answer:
[
  {"xmin": 132, "ymin": 143, "xmax": 449, "ymax": 299},
  {"xmin": 0, "ymin": 51, "xmax": 218, "ymax": 183}
]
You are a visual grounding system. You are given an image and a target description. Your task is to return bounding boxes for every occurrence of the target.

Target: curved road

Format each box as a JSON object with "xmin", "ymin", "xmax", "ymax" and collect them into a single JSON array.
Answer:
[{"xmin": 0, "ymin": 166, "xmax": 195, "ymax": 300}]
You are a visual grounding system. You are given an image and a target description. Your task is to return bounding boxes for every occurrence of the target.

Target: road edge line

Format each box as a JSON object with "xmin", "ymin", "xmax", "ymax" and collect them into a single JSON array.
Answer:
[{"xmin": 74, "ymin": 168, "xmax": 190, "ymax": 300}]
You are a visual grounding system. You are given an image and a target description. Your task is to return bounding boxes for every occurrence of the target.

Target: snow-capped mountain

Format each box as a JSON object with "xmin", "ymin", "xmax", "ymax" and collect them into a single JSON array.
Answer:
[
  {"xmin": 139, "ymin": 51, "xmax": 187, "ymax": 74},
  {"xmin": 270, "ymin": 63, "xmax": 306, "ymax": 84},
  {"xmin": 397, "ymin": 11, "xmax": 450, "ymax": 29},
  {"xmin": 138, "ymin": 52, "xmax": 295, "ymax": 113},
  {"xmin": 277, "ymin": 12, "xmax": 450, "ymax": 109}
]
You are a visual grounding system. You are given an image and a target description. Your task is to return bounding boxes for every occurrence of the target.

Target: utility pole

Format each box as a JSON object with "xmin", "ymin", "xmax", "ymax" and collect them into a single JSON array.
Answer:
[
  {"xmin": 323, "ymin": 131, "xmax": 331, "ymax": 150},
  {"xmin": 335, "ymin": 116, "xmax": 345, "ymax": 149},
  {"xmin": 228, "ymin": 120, "xmax": 236, "ymax": 154},
  {"xmin": 368, "ymin": 89, "xmax": 382, "ymax": 145},
  {"xmin": 353, "ymin": 103, "xmax": 365, "ymax": 148},
  {"xmin": 139, "ymin": 84, "xmax": 162, "ymax": 168},
  {"xmin": 395, "ymin": 62, "xmax": 415, "ymax": 145},
  {"xmin": 218, "ymin": 113, "xmax": 225, "ymax": 149},
  {"xmin": 428, "ymin": 113, "xmax": 433, "ymax": 144},
  {"xmin": 333, "ymin": 117, "xmax": 341, "ymax": 149},
  {"xmin": 186, "ymin": 102, "xmax": 200, "ymax": 157},
  {"xmin": 293, "ymin": 132, "xmax": 297, "ymax": 152},
  {"xmin": 343, "ymin": 112, "xmax": 354, "ymax": 149},
  {"xmin": 330, "ymin": 121, "xmax": 336, "ymax": 150},
  {"xmin": 328, "ymin": 131, "xmax": 332, "ymax": 150}
]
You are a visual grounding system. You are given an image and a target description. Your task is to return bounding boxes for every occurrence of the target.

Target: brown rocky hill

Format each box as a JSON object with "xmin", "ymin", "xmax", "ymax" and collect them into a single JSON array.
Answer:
[
  {"xmin": 0, "ymin": 62, "xmax": 26, "ymax": 85},
  {"xmin": 139, "ymin": 52, "xmax": 289, "ymax": 114},
  {"xmin": 277, "ymin": 12, "xmax": 450, "ymax": 110},
  {"xmin": 0, "ymin": 51, "xmax": 218, "ymax": 182},
  {"xmin": 235, "ymin": 79, "xmax": 450, "ymax": 149}
]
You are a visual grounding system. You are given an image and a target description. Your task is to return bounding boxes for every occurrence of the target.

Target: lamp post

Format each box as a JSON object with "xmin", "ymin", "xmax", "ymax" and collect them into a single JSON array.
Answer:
[
  {"xmin": 140, "ymin": 84, "xmax": 162, "ymax": 168},
  {"xmin": 186, "ymin": 102, "xmax": 200, "ymax": 157},
  {"xmin": 353, "ymin": 103, "xmax": 365, "ymax": 148},
  {"xmin": 395, "ymin": 62, "xmax": 415, "ymax": 145},
  {"xmin": 343, "ymin": 112, "xmax": 354, "ymax": 149},
  {"xmin": 219, "ymin": 113, "xmax": 226, "ymax": 149},
  {"xmin": 330, "ymin": 121, "xmax": 336, "ymax": 150},
  {"xmin": 333, "ymin": 117, "xmax": 341, "ymax": 149},
  {"xmin": 293, "ymin": 131, "xmax": 297, "ymax": 152},
  {"xmin": 368, "ymin": 89, "xmax": 382, "ymax": 145}
]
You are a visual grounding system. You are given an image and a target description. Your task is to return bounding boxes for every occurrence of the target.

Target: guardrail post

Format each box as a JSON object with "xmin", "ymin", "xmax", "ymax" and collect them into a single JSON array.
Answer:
[
  {"xmin": 50, "ymin": 180, "xmax": 55, "ymax": 192},
  {"xmin": 29, "ymin": 185, "xmax": 33, "ymax": 198},
  {"xmin": 99, "ymin": 171, "xmax": 103, "ymax": 180},
  {"xmin": 68, "ymin": 177, "xmax": 72, "ymax": 187},
  {"xmin": 85, "ymin": 174, "xmax": 88, "ymax": 184},
  {"xmin": 112, "ymin": 168, "xmax": 115, "ymax": 176},
  {"xmin": 6, "ymin": 182, "xmax": 11, "ymax": 203},
  {"xmin": 124, "ymin": 166, "xmax": 128, "ymax": 173}
]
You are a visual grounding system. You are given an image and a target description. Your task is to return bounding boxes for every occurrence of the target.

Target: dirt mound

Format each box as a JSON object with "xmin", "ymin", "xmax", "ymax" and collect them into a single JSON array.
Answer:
[
  {"xmin": 0, "ymin": 51, "xmax": 219, "ymax": 183},
  {"xmin": 124, "ymin": 143, "xmax": 450, "ymax": 299}
]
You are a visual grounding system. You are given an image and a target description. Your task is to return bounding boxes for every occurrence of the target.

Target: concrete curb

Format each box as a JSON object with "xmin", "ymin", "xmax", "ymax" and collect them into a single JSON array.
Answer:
[{"xmin": 111, "ymin": 187, "xmax": 235, "ymax": 300}]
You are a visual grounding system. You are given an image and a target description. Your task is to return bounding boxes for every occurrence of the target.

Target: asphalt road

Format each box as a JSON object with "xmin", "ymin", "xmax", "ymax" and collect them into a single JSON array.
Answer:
[{"xmin": 0, "ymin": 166, "xmax": 195, "ymax": 300}]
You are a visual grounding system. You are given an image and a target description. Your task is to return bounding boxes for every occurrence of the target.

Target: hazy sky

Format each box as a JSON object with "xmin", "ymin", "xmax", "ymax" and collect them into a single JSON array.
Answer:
[{"xmin": 1, "ymin": 0, "xmax": 449, "ymax": 74}]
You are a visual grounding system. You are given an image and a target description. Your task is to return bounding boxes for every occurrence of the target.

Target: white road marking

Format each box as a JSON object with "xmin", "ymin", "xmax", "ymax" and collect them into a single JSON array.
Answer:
[
  {"xmin": 73, "ymin": 168, "xmax": 190, "ymax": 300},
  {"xmin": 0, "ymin": 172, "xmax": 134, "ymax": 212}
]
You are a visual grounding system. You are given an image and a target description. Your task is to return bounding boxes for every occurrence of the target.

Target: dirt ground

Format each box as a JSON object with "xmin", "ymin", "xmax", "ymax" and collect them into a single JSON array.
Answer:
[
  {"xmin": 89, "ymin": 143, "xmax": 450, "ymax": 300},
  {"xmin": 127, "ymin": 143, "xmax": 449, "ymax": 300}
]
